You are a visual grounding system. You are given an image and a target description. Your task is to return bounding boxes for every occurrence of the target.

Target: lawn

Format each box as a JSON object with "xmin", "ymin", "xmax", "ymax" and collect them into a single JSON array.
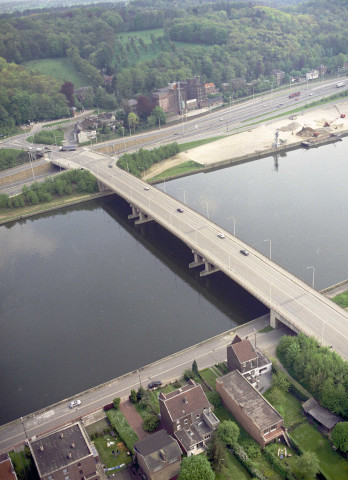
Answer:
[
  {"xmin": 291, "ymin": 423, "xmax": 348, "ymax": 480},
  {"xmin": 199, "ymin": 367, "xmax": 221, "ymax": 389},
  {"xmin": 263, "ymin": 390, "xmax": 304, "ymax": 428},
  {"xmin": 215, "ymin": 449, "xmax": 251, "ymax": 480},
  {"xmin": 93, "ymin": 434, "xmax": 132, "ymax": 475},
  {"xmin": 150, "ymin": 161, "xmax": 203, "ymax": 181},
  {"xmin": 332, "ymin": 290, "xmax": 348, "ymax": 308},
  {"xmin": 23, "ymin": 58, "xmax": 89, "ymax": 87}
]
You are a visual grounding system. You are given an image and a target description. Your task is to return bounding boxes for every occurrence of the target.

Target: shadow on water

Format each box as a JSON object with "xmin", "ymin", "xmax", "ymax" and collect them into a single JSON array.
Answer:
[{"xmin": 101, "ymin": 194, "xmax": 268, "ymax": 325}]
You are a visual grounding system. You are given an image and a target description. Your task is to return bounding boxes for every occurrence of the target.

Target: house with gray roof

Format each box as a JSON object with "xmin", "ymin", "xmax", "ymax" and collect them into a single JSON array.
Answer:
[
  {"xmin": 29, "ymin": 422, "xmax": 99, "ymax": 480},
  {"xmin": 227, "ymin": 334, "xmax": 272, "ymax": 379},
  {"xmin": 159, "ymin": 379, "xmax": 219, "ymax": 456},
  {"xmin": 134, "ymin": 430, "xmax": 182, "ymax": 480},
  {"xmin": 216, "ymin": 370, "xmax": 288, "ymax": 448},
  {"xmin": 302, "ymin": 398, "xmax": 342, "ymax": 433}
]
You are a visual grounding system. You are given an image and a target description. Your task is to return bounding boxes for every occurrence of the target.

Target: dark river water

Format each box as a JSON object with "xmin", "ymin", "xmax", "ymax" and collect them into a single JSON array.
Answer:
[{"xmin": 1, "ymin": 137, "xmax": 347, "ymax": 424}]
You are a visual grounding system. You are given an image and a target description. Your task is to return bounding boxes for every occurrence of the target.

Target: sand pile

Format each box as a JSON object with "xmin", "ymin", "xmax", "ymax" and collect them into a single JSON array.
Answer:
[
  {"xmin": 296, "ymin": 126, "xmax": 316, "ymax": 137},
  {"xmin": 280, "ymin": 122, "xmax": 300, "ymax": 132}
]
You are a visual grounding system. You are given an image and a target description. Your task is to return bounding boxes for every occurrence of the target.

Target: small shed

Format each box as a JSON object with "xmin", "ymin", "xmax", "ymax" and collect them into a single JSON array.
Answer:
[{"xmin": 302, "ymin": 398, "xmax": 342, "ymax": 433}]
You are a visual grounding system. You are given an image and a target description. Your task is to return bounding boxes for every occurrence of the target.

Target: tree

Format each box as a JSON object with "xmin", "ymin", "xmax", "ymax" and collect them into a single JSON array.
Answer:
[
  {"xmin": 293, "ymin": 451, "xmax": 319, "ymax": 479},
  {"xmin": 207, "ymin": 390, "xmax": 221, "ymax": 408},
  {"xmin": 113, "ymin": 397, "xmax": 121, "ymax": 410},
  {"xmin": 217, "ymin": 420, "xmax": 239, "ymax": 447},
  {"xmin": 143, "ymin": 413, "xmax": 159, "ymax": 432},
  {"xmin": 178, "ymin": 455, "xmax": 214, "ymax": 480},
  {"xmin": 272, "ymin": 370, "xmax": 290, "ymax": 393},
  {"xmin": 127, "ymin": 112, "xmax": 139, "ymax": 134},
  {"xmin": 130, "ymin": 389, "xmax": 138, "ymax": 403},
  {"xmin": 183, "ymin": 369, "xmax": 196, "ymax": 381},
  {"xmin": 192, "ymin": 360, "xmax": 198, "ymax": 376},
  {"xmin": 152, "ymin": 106, "xmax": 166, "ymax": 126},
  {"xmin": 331, "ymin": 422, "xmax": 348, "ymax": 453},
  {"xmin": 206, "ymin": 433, "xmax": 225, "ymax": 473}
]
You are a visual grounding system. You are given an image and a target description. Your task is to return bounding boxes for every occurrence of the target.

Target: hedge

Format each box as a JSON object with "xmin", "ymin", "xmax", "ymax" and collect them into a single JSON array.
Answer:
[{"xmin": 107, "ymin": 409, "xmax": 138, "ymax": 454}]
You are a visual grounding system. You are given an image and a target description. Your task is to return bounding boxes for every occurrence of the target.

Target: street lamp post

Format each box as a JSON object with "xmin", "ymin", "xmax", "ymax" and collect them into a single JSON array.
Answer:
[
  {"xmin": 253, "ymin": 328, "xmax": 257, "ymax": 348},
  {"xmin": 307, "ymin": 266, "xmax": 315, "ymax": 288},
  {"xmin": 178, "ymin": 187, "xmax": 186, "ymax": 205},
  {"xmin": 228, "ymin": 216, "xmax": 236, "ymax": 236},
  {"xmin": 121, "ymin": 126, "xmax": 126, "ymax": 149},
  {"xmin": 264, "ymin": 239, "xmax": 272, "ymax": 260}
]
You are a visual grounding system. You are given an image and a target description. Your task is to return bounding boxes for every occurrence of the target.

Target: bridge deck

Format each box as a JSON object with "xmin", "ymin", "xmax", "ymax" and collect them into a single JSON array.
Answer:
[{"xmin": 53, "ymin": 151, "xmax": 348, "ymax": 360}]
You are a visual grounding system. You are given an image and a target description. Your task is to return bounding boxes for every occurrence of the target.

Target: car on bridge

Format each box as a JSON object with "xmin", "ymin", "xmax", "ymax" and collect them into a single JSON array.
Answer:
[
  {"xmin": 144, "ymin": 186, "xmax": 150, "ymax": 190},
  {"xmin": 177, "ymin": 208, "xmax": 184, "ymax": 213},
  {"xmin": 69, "ymin": 399, "xmax": 81, "ymax": 408},
  {"xmin": 240, "ymin": 249, "xmax": 249, "ymax": 256},
  {"xmin": 218, "ymin": 233, "xmax": 225, "ymax": 238}
]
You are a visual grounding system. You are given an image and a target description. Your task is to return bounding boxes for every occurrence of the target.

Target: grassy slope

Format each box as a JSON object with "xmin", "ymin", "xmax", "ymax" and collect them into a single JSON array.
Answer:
[{"xmin": 23, "ymin": 57, "xmax": 89, "ymax": 87}]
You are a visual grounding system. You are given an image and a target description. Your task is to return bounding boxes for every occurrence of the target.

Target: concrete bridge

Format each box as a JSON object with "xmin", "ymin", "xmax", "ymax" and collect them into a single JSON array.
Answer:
[{"xmin": 52, "ymin": 150, "xmax": 348, "ymax": 360}]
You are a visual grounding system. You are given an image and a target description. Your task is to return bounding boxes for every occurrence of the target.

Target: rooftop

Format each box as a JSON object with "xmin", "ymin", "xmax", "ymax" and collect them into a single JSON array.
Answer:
[
  {"xmin": 30, "ymin": 423, "xmax": 92, "ymax": 477},
  {"xmin": 216, "ymin": 370, "xmax": 283, "ymax": 430},
  {"xmin": 303, "ymin": 398, "xmax": 342, "ymax": 430},
  {"xmin": 134, "ymin": 430, "xmax": 181, "ymax": 472},
  {"xmin": 229, "ymin": 338, "xmax": 258, "ymax": 363},
  {"xmin": 159, "ymin": 380, "xmax": 210, "ymax": 421}
]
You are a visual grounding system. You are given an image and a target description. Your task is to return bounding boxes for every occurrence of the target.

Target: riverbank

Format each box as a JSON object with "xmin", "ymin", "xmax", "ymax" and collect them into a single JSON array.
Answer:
[
  {"xmin": 144, "ymin": 99, "xmax": 348, "ymax": 180},
  {"xmin": 0, "ymin": 191, "xmax": 113, "ymax": 225}
]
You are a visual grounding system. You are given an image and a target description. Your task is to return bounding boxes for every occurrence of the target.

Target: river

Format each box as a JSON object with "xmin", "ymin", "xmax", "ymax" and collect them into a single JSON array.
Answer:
[{"xmin": 1, "ymin": 137, "xmax": 347, "ymax": 425}]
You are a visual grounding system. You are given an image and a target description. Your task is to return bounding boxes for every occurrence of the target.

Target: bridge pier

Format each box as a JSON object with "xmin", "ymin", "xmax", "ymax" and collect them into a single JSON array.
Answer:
[
  {"xmin": 189, "ymin": 251, "xmax": 205, "ymax": 269},
  {"xmin": 189, "ymin": 251, "xmax": 220, "ymax": 276},
  {"xmin": 200, "ymin": 261, "xmax": 220, "ymax": 277},
  {"xmin": 270, "ymin": 309, "xmax": 300, "ymax": 334},
  {"xmin": 128, "ymin": 205, "xmax": 153, "ymax": 224}
]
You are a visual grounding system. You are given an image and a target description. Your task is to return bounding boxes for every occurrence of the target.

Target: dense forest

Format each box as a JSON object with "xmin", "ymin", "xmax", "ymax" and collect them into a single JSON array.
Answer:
[{"xmin": 0, "ymin": 0, "xmax": 347, "ymax": 133}]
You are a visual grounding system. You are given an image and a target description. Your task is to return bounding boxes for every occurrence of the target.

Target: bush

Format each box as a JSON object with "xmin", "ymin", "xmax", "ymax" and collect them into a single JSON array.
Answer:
[
  {"xmin": 130, "ymin": 389, "xmax": 138, "ymax": 403},
  {"xmin": 183, "ymin": 369, "xmax": 197, "ymax": 381},
  {"xmin": 107, "ymin": 409, "xmax": 138, "ymax": 453},
  {"xmin": 113, "ymin": 397, "xmax": 121, "ymax": 410},
  {"xmin": 143, "ymin": 414, "xmax": 159, "ymax": 432},
  {"xmin": 207, "ymin": 390, "xmax": 221, "ymax": 409}
]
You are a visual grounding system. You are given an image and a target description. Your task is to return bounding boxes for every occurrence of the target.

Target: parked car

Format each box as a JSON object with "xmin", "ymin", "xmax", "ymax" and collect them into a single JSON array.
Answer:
[
  {"xmin": 69, "ymin": 399, "xmax": 81, "ymax": 408},
  {"xmin": 240, "ymin": 249, "xmax": 249, "ymax": 256},
  {"xmin": 148, "ymin": 380, "xmax": 162, "ymax": 389},
  {"xmin": 109, "ymin": 163, "xmax": 113, "ymax": 168}
]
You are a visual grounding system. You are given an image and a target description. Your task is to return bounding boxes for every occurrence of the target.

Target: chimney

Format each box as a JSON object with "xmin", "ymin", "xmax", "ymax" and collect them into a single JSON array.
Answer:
[
  {"xmin": 71, "ymin": 443, "xmax": 76, "ymax": 448},
  {"xmin": 183, "ymin": 396, "xmax": 188, "ymax": 404},
  {"xmin": 60, "ymin": 433, "xmax": 64, "ymax": 438},
  {"xmin": 67, "ymin": 452, "xmax": 72, "ymax": 459},
  {"xmin": 159, "ymin": 449, "xmax": 166, "ymax": 461},
  {"xmin": 39, "ymin": 446, "xmax": 44, "ymax": 452}
]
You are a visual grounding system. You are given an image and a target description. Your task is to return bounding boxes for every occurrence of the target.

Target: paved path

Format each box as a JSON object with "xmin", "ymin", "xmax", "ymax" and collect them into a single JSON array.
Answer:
[{"xmin": 120, "ymin": 400, "xmax": 150, "ymax": 441}]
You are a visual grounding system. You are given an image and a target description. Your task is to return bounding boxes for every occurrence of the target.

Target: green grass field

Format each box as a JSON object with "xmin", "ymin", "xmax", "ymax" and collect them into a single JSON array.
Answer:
[
  {"xmin": 291, "ymin": 423, "xmax": 348, "ymax": 480},
  {"xmin": 264, "ymin": 390, "xmax": 304, "ymax": 428},
  {"xmin": 332, "ymin": 290, "xmax": 348, "ymax": 308},
  {"xmin": 215, "ymin": 449, "xmax": 252, "ymax": 480},
  {"xmin": 23, "ymin": 58, "xmax": 89, "ymax": 87},
  {"xmin": 200, "ymin": 367, "xmax": 221, "ymax": 389}
]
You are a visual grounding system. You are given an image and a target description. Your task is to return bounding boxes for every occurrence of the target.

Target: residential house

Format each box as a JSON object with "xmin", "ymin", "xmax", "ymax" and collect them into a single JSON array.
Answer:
[
  {"xmin": 271, "ymin": 69, "xmax": 285, "ymax": 85},
  {"xmin": 0, "ymin": 454, "xmax": 18, "ymax": 480},
  {"xmin": 302, "ymin": 398, "xmax": 342, "ymax": 433},
  {"xmin": 134, "ymin": 430, "xmax": 182, "ymax": 480},
  {"xmin": 159, "ymin": 379, "xmax": 219, "ymax": 456},
  {"xmin": 317, "ymin": 64, "xmax": 327, "ymax": 76},
  {"xmin": 227, "ymin": 334, "xmax": 272, "ymax": 381},
  {"xmin": 306, "ymin": 70, "xmax": 319, "ymax": 81},
  {"xmin": 216, "ymin": 370, "xmax": 287, "ymax": 448},
  {"xmin": 29, "ymin": 422, "xmax": 99, "ymax": 480},
  {"xmin": 204, "ymin": 83, "xmax": 216, "ymax": 95}
]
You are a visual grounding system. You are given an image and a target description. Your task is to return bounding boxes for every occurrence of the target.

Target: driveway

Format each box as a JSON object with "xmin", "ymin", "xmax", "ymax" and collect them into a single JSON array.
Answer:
[{"xmin": 120, "ymin": 400, "xmax": 150, "ymax": 441}]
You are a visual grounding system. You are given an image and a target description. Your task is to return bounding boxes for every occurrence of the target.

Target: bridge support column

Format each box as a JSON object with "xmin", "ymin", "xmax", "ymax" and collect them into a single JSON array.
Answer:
[
  {"xmin": 189, "ymin": 251, "xmax": 205, "ymax": 269},
  {"xmin": 128, "ymin": 205, "xmax": 139, "ymax": 220},
  {"xmin": 270, "ymin": 309, "xmax": 282, "ymax": 329},
  {"xmin": 200, "ymin": 260, "xmax": 220, "ymax": 277},
  {"xmin": 135, "ymin": 211, "xmax": 153, "ymax": 225}
]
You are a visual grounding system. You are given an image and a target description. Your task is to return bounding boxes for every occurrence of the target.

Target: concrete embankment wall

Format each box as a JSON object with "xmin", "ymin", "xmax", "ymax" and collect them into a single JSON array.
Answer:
[
  {"xmin": 0, "ymin": 161, "xmax": 56, "ymax": 187},
  {"xmin": 321, "ymin": 279, "xmax": 348, "ymax": 298}
]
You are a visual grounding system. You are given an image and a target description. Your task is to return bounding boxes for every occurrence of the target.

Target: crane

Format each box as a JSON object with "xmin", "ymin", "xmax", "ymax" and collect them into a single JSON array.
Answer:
[
  {"xmin": 334, "ymin": 104, "xmax": 346, "ymax": 118},
  {"xmin": 324, "ymin": 118, "xmax": 339, "ymax": 127}
]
